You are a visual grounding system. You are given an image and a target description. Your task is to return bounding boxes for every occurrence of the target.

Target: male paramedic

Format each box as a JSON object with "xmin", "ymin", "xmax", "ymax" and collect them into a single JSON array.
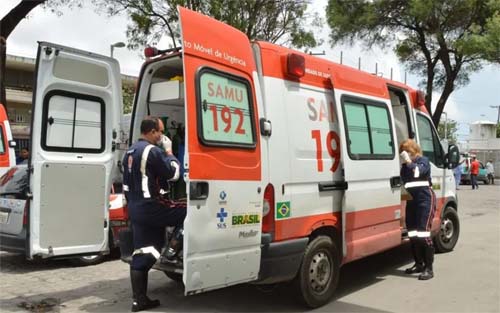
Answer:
[
  {"xmin": 400, "ymin": 139, "xmax": 436, "ymax": 280},
  {"xmin": 122, "ymin": 116, "xmax": 186, "ymax": 312}
]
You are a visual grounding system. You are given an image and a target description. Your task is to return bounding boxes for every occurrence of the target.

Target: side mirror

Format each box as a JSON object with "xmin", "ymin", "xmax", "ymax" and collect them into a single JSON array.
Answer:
[
  {"xmin": 8, "ymin": 140, "xmax": 16, "ymax": 148},
  {"xmin": 446, "ymin": 144, "xmax": 460, "ymax": 169}
]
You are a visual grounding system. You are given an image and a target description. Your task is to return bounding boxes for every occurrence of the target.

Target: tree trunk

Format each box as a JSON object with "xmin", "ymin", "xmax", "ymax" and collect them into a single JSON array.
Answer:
[
  {"xmin": 432, "ymin": 81, "xmax": 454, "ymax": 126},
  {"xmin": 0, "ymin": 0, "xmax": 45, "ymax": 108}
]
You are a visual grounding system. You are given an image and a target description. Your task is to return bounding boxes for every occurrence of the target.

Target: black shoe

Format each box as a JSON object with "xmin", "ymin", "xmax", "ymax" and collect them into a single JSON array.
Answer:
[
  {"xmin": 405, "ymin": 263, "xmax": 424, "ymax": 274},
  {"xmin": 130, "ymin": 270, "xmax": 160, "ymax": 312},
  {"xmin": 418, "ymin": 268, "xmax": 434, "ymax": 280},
  {"xmin": 132, "ymin": 298, "xmax": 160, "ymax": 312}
]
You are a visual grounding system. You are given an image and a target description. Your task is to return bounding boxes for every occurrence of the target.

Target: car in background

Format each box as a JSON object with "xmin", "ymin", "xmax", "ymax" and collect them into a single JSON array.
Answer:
[
  {"xmin": 461, "ymin": 157, "xmax": 489, "ymax": 185},
  {"xmin": 0, "ymin": 166, "xmax": 127, "ymax": 266}
]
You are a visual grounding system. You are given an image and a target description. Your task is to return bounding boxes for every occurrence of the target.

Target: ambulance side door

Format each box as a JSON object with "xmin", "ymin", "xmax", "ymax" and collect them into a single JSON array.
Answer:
[
  {"xmin": 179, "ymin": 7, "xmax": 262, "ymax": 294},
  {"xmin": 331, "ymin": 83, "xmax": 402, "ymax": 261},
  {"xmin": 28, "ymin": 42, "xmax": 122, "ymax": 259}
]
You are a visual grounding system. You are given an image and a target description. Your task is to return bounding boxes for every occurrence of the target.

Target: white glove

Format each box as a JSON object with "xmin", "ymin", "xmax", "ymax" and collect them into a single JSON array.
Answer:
[
  {"xmin": 160, "ymin": 135, "xmax": 172, "ymax": 153},
  {"xmin": 400, "ymin": 150, "xmax": 411, "ymax": 164}
]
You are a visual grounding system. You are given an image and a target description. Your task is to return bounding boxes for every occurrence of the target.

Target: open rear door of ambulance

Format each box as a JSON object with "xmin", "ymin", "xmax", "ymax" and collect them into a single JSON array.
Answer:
[
  {"xmin": 28, "ymin": 42, "xmax": 122, "ymax": 259},
  {"xmin": 329, "ymin": 74, "xmax": 402, "ymax": 261},
  {"xmin": 179, "ymin": 7, "xmax": 262, "ymax": 294}
]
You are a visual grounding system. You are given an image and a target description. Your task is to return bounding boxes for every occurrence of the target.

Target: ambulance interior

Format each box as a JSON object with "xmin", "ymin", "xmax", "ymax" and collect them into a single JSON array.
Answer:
[{"xmin": 131, "ymin": 55, "xmax": 187, "ymax": 200}]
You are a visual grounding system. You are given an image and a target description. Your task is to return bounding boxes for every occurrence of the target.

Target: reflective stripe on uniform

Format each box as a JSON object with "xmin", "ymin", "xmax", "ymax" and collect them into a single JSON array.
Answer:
[
  {"xmin": 416, "ymin": 231, "xmax": 431, "ymax": 238},
  {"xmin": 140, "ymin": 144, "xmax": 155, "ymax": 198},
  {"xmin": 405, "ymin": 181, "xmax": 430, "ymax": 188},
  {"xmin": 169, "ymin": 161, "xmax": 180, "ymax": 181},
  {"xmin": 123, "ymin": 184, "xmax": 129, "ymax": 191},
  {"xmin": 132, "ymin": 246, "xmax": 161, "ymax": 259},
  {"xmin": 408, "ymin": 230, "xmax": 418, "ymax": 237}
]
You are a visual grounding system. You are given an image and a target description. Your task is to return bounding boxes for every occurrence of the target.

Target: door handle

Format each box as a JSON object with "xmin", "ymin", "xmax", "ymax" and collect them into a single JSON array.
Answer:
[
  {"xmin": 190, "ymin": 181, "xmax": 209, "ymax": 200},
  {"xmin": 318, "ymin": 181, "xmax": 348, "ymax": 191},
  {"xmin": 390, "ymin": 176, "xmax": 402, "ymax": 188}
]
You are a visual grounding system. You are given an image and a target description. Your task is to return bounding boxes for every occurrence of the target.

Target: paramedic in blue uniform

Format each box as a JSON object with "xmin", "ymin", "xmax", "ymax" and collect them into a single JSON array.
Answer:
[
  {"xmin": 122, "ymin": 117, "xmax": 186, "ymax": 312},
  {"xmin": 400, "ymin": 139, "xmax": 436, "ymax": 280}
]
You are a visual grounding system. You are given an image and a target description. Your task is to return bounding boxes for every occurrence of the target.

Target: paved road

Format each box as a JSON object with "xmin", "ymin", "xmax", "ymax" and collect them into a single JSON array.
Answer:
[{"xmin": 1, "ymin": 183, "xmax": 499, "ymax": 312}]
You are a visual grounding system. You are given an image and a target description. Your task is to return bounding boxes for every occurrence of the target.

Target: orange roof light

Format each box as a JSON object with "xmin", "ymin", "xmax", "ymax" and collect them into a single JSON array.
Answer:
[
  {"xmin": 287, "ymin": 53, "xmax": 305, "ymax": 78},
  {"xmin": 416, "ymin": 90, "xmax": 426, "ymax": 108}
]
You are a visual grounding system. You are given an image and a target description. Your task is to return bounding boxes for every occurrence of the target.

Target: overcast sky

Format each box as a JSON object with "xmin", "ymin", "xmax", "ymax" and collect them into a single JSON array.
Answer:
[{"xmin": 2, "ymin": 0, "xmax": 499, "ymax": 140}]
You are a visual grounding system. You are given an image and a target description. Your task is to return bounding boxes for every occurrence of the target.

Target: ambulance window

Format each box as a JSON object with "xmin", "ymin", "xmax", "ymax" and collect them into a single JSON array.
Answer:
[
  {"xmin": 343, "ymin": 97, "xmax": 394, "ymax": 159},
  {"xmin": 0, "ymin": 126, "xmax": 5, "ymax": 154},
  {"xmin": 416, "ymin": 114, "xmax": 444, "ymax": 167},
  {"xmin": 196, "ymin": 68, "xmax": 256, "ymax": 148},
  {"xmin": 41, "ymin": 90, "xmax": 105, "ymax": 153}
]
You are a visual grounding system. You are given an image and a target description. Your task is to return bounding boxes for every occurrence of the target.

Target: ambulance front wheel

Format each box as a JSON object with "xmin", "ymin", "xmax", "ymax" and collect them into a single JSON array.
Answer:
[
  {"xmin": 294, "ymin": 235, "xmax": 340, "ymax": 308},
  {"xmin": 434, "ymin": 206, "xmax": 460, "ymax": 253}
]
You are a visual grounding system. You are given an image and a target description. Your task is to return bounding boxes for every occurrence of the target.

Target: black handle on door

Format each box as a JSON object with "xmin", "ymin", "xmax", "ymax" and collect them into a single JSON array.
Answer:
[
  {"xmin": 318, "ymin": 181, "xmax": 348, "ymax": 191},
  {"xmin": 190, "ymin": 181, "xmax": 209, "ymax": 200},
  {"xmin": 390, "ymin": 176, "xmax": 402, "ymax": 188},
  {"xmin": 48, "ymin": 116, "xmax": 54, "ymax": 125}
]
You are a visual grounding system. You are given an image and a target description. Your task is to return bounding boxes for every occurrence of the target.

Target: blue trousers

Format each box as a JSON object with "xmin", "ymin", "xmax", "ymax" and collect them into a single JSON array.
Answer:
[
  {"xmin": 406, "ymin": 186, "xmax": 436, "ymax": 246},
  {"xmin": 130, "ymin": 205, "xmax": 186, "ymax": 271}
]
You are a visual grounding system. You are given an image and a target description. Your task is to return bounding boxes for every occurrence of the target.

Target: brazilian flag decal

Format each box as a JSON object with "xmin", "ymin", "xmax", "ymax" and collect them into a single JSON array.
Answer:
[{"xmin": 276, "ymin": 201, "xmax": 291, "ymax": 219}]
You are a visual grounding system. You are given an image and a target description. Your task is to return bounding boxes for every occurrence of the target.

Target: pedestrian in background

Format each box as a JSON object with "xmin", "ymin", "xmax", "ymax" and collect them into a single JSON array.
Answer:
[
  {"xmin": 399, "ymin": 139, "xmax": 436, "ymax": 280},
  {"xmin": 454, "ymin": 161, "xmax": 463, "ymax": 190},
  {"xmin": 470, "ymin": 156, "xmax": 480, "ymax": 190},
  {"xmin": 486, "ymin": 159, "xmax": 495, "ymax": 185}
]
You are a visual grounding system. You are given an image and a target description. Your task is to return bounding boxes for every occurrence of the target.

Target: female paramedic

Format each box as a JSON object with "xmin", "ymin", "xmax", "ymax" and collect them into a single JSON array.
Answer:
[{"xmin": 399, "ymin": 139, "xmax": 436, "ymax": 280}]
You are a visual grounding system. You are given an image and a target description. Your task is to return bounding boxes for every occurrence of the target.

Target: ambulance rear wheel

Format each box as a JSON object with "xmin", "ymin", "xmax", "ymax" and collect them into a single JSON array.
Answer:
[
  {"xmin": 164, "ymin": 271, "xmax": 183, "ymax": 283},
  {"xmin": 294, "ymin": 235, "xmax": 340, "ymax": 308}
]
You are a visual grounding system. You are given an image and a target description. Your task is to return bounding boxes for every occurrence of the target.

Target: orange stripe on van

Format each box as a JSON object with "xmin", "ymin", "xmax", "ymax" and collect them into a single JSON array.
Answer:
[{"xmin": 256, "ymin": 41, "xmax": 390, "ymax": 99}]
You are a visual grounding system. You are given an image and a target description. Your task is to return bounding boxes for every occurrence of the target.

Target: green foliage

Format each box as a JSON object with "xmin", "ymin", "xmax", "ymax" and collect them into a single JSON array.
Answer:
[
  {"xmin": 90, "ymin": 0, "xmax": 320, "ymax": 49},
  {"xmin": 437, "ymin": 118, "xmax": 459, "ymax": 143},
  {"xmin": 122, "ymin": 84, "xmax": 135, "ymax": 114},
  {"xmin": 326, "ymin": 0, "xmax": 500, "ymax": 126}
]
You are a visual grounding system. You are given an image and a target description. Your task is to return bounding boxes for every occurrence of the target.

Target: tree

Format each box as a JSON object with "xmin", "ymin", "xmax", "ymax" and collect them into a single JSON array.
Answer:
[
  {"xmin": 1, "ymin": 0, "xmax": 46, "ymax": 108},
  {"xmin": 122, "ymin": 84, "xmax": 135, "ymax": 114},
  {"xmin": 437, "ymin": 118, "xmax": 459, "ymax": 143},
  {"xmin": 85, "ymin": 0, "xmax": 321, "ymax": 50},
  {"xmin": 326, "ymin": 0, "xmax": 500, "ymax": 126}
]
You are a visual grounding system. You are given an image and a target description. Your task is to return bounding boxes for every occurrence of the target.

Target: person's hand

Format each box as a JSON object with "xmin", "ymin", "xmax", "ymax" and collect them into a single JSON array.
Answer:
[
  {"xmin": 161, "ymin": 135, "xmax": 172, "ymax": 154},
  {"xmin": 400, "ymin": 150, "xmax": 411, "ymax": 164}
]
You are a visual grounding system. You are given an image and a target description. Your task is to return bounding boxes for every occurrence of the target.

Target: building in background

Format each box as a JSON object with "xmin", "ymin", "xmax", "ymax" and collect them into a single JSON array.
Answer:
[
  {"xmin": 464, "ymin": 120, "xmax": 500, "ymax": 178},
  {"xmin": 5, "ymin": 54, "xmax": 136, "ymax": 153}
]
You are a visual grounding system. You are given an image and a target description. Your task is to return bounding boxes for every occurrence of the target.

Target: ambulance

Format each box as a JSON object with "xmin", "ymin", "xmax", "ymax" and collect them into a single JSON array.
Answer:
[
  {"xmin": 0, "ymin": 7, "xmax": 460, "ymax": 308},
  {"xmin": 0, "ymin": 104, "xmax": 16, "ymax": 176}
]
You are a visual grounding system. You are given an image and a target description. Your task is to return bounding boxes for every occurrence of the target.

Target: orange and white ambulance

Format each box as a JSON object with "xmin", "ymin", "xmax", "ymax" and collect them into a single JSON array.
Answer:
[
  {"xmin": 0, "ymin": 103, "xmax": 16, "ymax": 175},
  {"xmin": 0, "ymin": 7, "xmax": 460, "ymax": 308}
]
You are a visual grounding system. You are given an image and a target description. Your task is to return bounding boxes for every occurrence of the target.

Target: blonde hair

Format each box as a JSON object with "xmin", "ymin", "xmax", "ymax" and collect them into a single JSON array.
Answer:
[{"xmin": 399, "ymin": 139, "xmax": 422, "ymax": 157}]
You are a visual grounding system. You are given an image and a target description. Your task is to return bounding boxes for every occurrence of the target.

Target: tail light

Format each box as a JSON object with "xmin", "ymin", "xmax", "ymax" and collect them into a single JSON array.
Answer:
[{"xmin": 262, "ymin": 184, "xmax": 275, "ymax": 233}]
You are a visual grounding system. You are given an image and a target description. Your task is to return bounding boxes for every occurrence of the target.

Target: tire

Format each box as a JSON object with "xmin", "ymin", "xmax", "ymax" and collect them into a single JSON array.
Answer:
[
  {"xmin": 163, "ymin": 271, "xmax": 183, "ymax": 283},
  {"xmin": 294, "ymin": 235, "xmax": 340, "ymax": 308},
  {"xmin": 70, "ymin": 254, "xmax": 106, "ymax": 267},
  {"xmin": 434, "ymin": 206, "xmax": 460, "ymax": 253}
]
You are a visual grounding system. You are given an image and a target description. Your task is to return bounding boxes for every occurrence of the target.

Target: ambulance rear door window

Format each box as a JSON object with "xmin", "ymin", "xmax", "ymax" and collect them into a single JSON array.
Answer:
[
  {"xmin": 196, "ymin": 68, "xmax": 256, "ymax": 148},
  {"xmin": 41, "ymin": 90, "xmax": 105, "ymax": 153},
  {"xmin": 342, "ymin": 96, "xmax": 394, "ymax": 160}
]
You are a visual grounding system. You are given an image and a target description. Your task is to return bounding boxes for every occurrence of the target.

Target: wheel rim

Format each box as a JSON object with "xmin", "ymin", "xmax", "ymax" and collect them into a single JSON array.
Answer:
[
  {"xmin": 440, "ymin": 216, "xmax": 454, "ymax": 242},
  {"xmin": 308, "ymin": 250, "xmax": 332, "ymax": 294}
]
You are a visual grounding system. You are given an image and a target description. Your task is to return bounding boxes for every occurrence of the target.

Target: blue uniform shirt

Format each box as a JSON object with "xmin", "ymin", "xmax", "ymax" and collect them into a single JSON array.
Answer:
[
  {"xmin": 401, "ymin": 155, "xmax": 432, "ymax": 186},
  {"xmin": 122, "ymin": 139, "xmax": 180, "ymax": 223}
]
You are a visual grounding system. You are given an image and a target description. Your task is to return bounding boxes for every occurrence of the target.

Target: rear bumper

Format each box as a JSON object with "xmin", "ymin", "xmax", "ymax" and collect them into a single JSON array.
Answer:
[
  {"xmin": 255, "ymin": 235, "xmax": 308, "ymax": 284},
  {"xmin": 0, "ymin": 228, "xmax": 27, "ymax": 253}
]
